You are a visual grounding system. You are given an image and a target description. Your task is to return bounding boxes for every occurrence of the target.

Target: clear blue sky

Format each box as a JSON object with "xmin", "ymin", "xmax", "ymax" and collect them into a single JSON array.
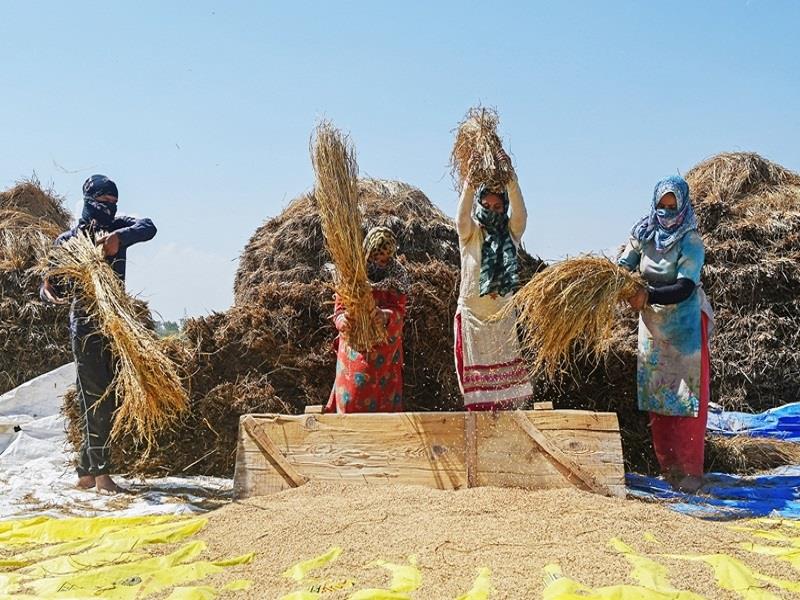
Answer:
[{"xmin": 2, "ymin": 1, "xmax": 798, "ymax": 321}]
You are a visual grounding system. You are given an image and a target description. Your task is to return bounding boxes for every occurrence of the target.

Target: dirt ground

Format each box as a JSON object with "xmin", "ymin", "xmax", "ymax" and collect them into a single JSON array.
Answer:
[{"xmin": 195, "ymin": 481, "xmax": 798, "ymax": 599}]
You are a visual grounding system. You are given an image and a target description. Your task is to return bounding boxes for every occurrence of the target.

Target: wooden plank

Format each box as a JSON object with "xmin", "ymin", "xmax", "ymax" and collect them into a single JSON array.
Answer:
[
  {"xmin": 304, "ymin": 405, "xmax": 324, "ymax": 414},
  {"xmin": 241, "ymin": 413, "xmax": 469, "ymax": 493},
  {"xmin": 509, "ymin": 411, "xmax": 615, "ymax": 497},
  {"xmin": 474, "ymin": 413, "xmax": 621, "ymax": 494},
  {"xmin": 242, "ymin": 410, "xmax": 620, "ymax": 432},
  {"xmin": 533, "ymin": 401, "xmax": 554, "ymax": 411},
  {"xmin": 232, "ymin": 420, "xmax": 251, "ymax": 497},
  {"xmin": 242, "ymin": 416, "xmax": 309, "ymax": 488},
  {"xmin": 475, "ymin": 412, "xmax": 623, "ymax": 496},
  {"xmin": 465, "ymin": 412, "xmax": 478, "ymax": 488},
  {"xmin": 234, "ymin": 410, "xmax": 624, "ymax": 499}
]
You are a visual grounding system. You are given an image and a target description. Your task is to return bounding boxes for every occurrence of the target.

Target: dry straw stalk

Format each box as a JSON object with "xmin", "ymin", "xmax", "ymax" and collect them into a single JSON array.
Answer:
[
  {"xmin": 43, "ymin": 233, "xmax": 188, "ymax": 449},
  {"xmin": 451, "ymin": 106, "xmax": 515, "ymax": 191},
  {"xmin": 504, "ymin": 255, "xmax": 645, "ymax": 378},
  {"xmin": 311, "ymin": 121, "xmax": 385, "ymax": 351},
  {"xmin": 706, "ymin": 435, "xmax": 800, "ymax": 474},
  {"xmin": 0, "ymin": 209, "xmax": 63, "ymax": 272}
]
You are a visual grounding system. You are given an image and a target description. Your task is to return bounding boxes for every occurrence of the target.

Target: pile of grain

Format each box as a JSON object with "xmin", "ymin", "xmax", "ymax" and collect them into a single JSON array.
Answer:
[
  {"xmin": 0, "ymin": 179, "xmax": 72, "ymax": 394},
  {"xmin": 196, "ymin": 481, "xmax": 791, "ymax": 599}
]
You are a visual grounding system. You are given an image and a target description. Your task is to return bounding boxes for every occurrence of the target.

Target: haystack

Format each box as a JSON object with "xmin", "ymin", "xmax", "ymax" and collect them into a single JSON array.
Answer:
[
  {"xmin": 533, "ymin": 152, "xmax": 800, "ymax": 473},
  {"xmin": 91, "ymin": 179, "xmax": 543, "ymax": 477},
  {"xmin": 0, "ymin": 179, "xmax": 72, "ymax": 394},
  {"xmin": 690, "ymin": 153, "xmax": 800, "ymax": 411}
]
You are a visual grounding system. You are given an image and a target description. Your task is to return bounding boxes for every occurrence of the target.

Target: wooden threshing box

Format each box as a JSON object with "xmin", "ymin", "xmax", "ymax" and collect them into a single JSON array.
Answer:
[{"xmin": 233, "ymin": 409, "xmax": 625, "ymax": 498}]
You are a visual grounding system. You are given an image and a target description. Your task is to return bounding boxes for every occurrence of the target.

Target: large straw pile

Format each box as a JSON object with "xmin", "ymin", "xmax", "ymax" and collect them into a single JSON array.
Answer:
[
  {"xmin": 689, "ymin": 152, "xmax": 800, "ymax": 411},
  {"xmin": 532, "ymin": 152, "xmax": 800, "ymax": 474},
  {"xmin": 311, "ymin": 122, "xmax": 383, "ymax": 351},
  {"xmin": 44, "ymin": 234, "xmax": 188, "ymax": 449},
  {"xmin": 79, "ymin": 179, "xmax": 543, "ymax": 476},
  {"xmin": 0, "ymin": 179, "xmax": 72, "ymax": 394},
  {"xmin": 450, "ymin": 106, "xmax": 515, "ymax": 191},
  {"xmin": 504, "ymin": 256, "xmax": 645, "ymax": 377}
]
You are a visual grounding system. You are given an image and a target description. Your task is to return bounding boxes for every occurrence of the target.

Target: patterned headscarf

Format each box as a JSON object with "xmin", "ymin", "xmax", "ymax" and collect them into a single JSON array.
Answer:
[
  {"xmin": 82, "ymin": 174, "xmax": 118, "ymax": 200},
  {"xmin": 363, "ymin": 226, "xmax": 409, "ymax": 294},
  {"xmin": 473, "ymin": 184, "xmax": 520, "ymax": 297},
  {"xmin": 632, "ymin": 175, "xmax": 698, "ymax": 253},
  {"xmin": 363, "ymin": 226, "xmax": 397, "ymax": 260}
]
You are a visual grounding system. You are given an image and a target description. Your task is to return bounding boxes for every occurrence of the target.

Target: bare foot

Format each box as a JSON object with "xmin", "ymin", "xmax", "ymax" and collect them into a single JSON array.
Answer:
[
  {"xmin": 76, "ymin": 475, "xmax": 96, "ymax": 489},
  {"xmin": 676, "ymin": 475, "xmax": 704, "ymax": 494},
  {"xmin": 95, "ymin": 474, "xmax": 126, "ymax": 495},
  {"xmin": 662, "ymin": 468, "xmax": 683, "ymax": 489}
]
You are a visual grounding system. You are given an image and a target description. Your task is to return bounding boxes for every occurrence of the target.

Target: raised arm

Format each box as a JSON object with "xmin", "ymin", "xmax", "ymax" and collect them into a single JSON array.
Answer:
[
  {"xmin": 507, "ymin": 177, "xmax": 527, "ymax": 242},
  {"xmin": 456, "ymin": 182, "xmax": 476, "ymax": 241},
  {"xmin": 113, "ymin": 216, "xmax": 157, "ymax": 248}
]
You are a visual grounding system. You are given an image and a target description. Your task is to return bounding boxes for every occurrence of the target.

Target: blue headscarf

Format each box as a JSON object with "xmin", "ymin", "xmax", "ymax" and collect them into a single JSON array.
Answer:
[
  {"xmin": 80, "ymin": 175, "xmax": 118, "ymax": 229},
  {"xmin": 631, "ymin": 175, "xmax": 697, "ymax": 253},
  {"xmin": 473, "ymin": 184, "xmax": 520, "ymax": 297}
]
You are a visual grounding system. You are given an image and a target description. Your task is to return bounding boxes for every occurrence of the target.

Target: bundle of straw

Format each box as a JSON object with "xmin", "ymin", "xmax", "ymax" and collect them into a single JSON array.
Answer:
[
  {"xmin": 311, "ymin": 121, "xmax": 385, "ymax": 351},
  {"xmin": 502, "ymin": 256, "xmax": 645, "ymax": 378},
  {"xmin": 0, "ymin": 209, "xmax": 63, "ymax": 272},
  {"xmin": 450, "ymin": 106, "xmax": 515, "ymax": 191},
  {"xmin": 42, "ymin": 233, "xmax": 188, "ymax": 449}
]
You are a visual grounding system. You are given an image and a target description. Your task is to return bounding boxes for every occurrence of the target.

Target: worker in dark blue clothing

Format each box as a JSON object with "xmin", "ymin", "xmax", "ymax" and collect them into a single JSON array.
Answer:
[{"xmin": 41, "ymin": 174, "xmax": 156, "ymax": 494}]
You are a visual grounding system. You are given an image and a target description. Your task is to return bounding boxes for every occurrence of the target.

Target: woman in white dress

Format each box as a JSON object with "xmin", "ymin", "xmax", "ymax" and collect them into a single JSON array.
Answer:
[{"xmin": 453, "ymin": 154, "xmax": 533, "ymax": 410}]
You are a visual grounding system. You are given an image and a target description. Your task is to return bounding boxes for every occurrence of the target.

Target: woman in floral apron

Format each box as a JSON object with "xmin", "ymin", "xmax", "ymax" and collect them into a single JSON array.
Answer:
[{"xmin": 619, "ymin": 175, "xmax": 714, "ymax": 492}]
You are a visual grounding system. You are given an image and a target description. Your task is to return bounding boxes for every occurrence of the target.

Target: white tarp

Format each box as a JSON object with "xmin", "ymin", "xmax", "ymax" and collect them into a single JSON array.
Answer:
[{"xmin": 0, "ymin": 364, "xmax": 232, "ymax": 520}]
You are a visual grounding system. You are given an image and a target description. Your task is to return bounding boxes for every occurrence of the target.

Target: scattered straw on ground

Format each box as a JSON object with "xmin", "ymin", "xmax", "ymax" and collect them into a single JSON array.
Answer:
[
  {"xmin": 706, "ymin": 435, "xmax": 800, "ymax": 474},
  {"xmin": 311, "ymin": 121, "xmax": 384, "ymax": 351},
  {"xmin": 197, "ymin": 481, "xmax": 795, "ymax": 599},
  {"xmin": 504, "ymin": 255, "xmax": 645, "ymax": 378},
  {"xmin": 43, "ymin": 233, "xmax": 187, "ymax": 449}
]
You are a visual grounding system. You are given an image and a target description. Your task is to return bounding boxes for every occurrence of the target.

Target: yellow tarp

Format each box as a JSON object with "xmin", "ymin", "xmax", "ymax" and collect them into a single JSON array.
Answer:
[
  {"xmin": 455, "ymin": 567, "xmax": 492, "ymax": 600},
  {"xmin": 0, "ymin": 515, "xmax": 252, "ymax": 599},
  {"xmin": 283, "ymin": 547, "xmax": 343, "ymax": 582}
]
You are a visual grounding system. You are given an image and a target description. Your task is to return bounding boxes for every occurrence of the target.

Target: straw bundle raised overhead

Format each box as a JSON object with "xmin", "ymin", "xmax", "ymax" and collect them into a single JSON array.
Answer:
[
  {"xmin": 310, "ymin": 121, "xmax": 384, "ymax": 351},
  {"xmin": 450, "ymin": 106, "xmax": 515, "ymax": 191},
  {"xmin": 504, "ymin": 256, "xmax": 645, "ymax": 378},
  {"xmin": 42, "ymin": 233, "xmax": 188, "ymax": 449}
]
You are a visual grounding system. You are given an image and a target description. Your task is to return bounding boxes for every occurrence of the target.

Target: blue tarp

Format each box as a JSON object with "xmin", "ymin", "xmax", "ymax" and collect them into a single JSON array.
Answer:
[
  {"xmin": 707, "ymin": 401, "xmax": 800, "ymax": 440},
  {"xmin": 626, "ymin": 402, "xmax": 800, "ymax": 520},
  {"xmin": 626, "ymin": 469, "xmax": 800, "ymax": 520}
]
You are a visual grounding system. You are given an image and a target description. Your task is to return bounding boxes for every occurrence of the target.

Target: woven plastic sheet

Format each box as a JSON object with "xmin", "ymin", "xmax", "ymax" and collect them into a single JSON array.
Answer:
[
  {"xmin": 707, "ymin": 401, "xmax": 800, "ymax": 441},
  {"xmin": 626, "ymin": 470, "xmax": 800, "ymax": 520}
]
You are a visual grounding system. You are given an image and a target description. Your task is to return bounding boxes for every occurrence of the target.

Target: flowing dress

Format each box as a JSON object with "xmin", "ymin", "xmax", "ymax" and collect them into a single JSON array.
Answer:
[
  {"xmin": 453, "ymin": 180, "xmax": 533, "ymax": 410},
  {"xmin": 326, "ymin": 288, "xmax": 407, "ymax": 413}
]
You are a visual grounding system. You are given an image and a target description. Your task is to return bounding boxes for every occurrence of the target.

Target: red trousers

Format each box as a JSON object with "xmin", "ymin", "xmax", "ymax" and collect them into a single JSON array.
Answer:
[{"xmin": 648, "ymin": 312, "xmax": 711, "ymax": 478}]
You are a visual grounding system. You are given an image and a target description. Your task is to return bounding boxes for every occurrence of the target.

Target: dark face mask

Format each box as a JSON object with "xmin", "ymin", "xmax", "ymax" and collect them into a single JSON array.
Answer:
[{"xmin": 80, "ymin": 198, "xmax": 118, "ymax": 229}]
